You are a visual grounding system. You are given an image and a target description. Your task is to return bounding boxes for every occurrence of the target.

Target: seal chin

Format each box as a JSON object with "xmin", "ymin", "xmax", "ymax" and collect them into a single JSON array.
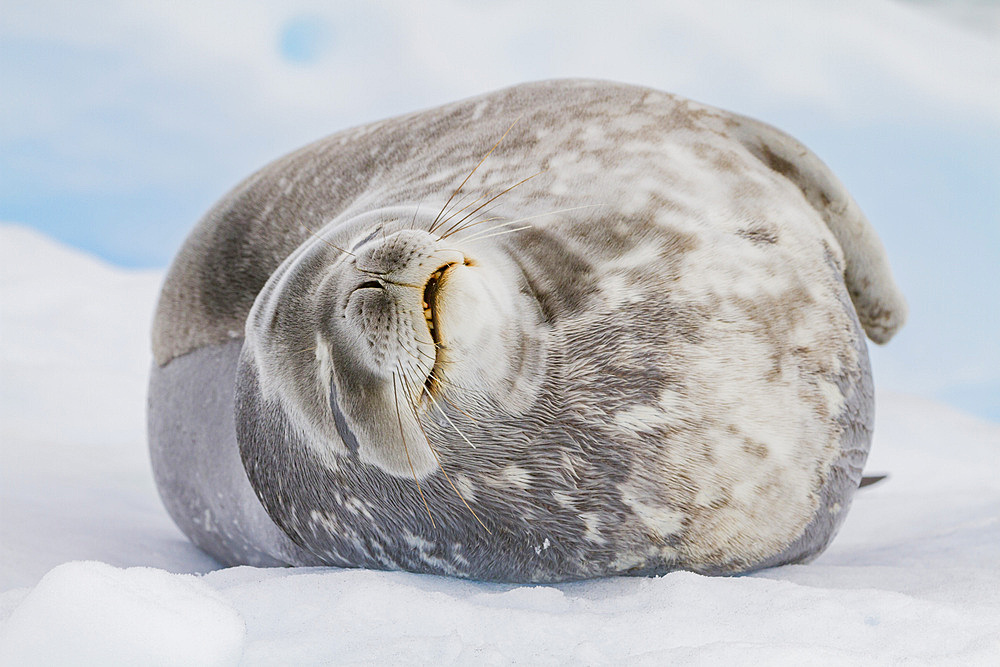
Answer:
[
  {"xmin": 241, "ymin": 212, "xmax": 543, "ymax": 480},
  {"xmin": 424, "ymin": 259, "xmax": 523, "ymax": 396}
]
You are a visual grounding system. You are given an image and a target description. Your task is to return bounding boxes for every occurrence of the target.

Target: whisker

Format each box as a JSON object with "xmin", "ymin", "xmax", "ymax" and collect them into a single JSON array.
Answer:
[
  {"xmin": 438, "ymin": 390, "xmax": 480, "ymax": 425},
  {"xmin": 423, "ymin": 387, "xmax": 477, "ymax": 449},
  {"xmin": 396, "ymin": 338, "xmax": 433, "ymax": 364},
  {"xmin": 438, "ymin": 201, "xmax": 505, "ymax": 239},
  {"xmin": 430, "ymin": 116, "xmax": 523, "ymax": 234},
  {"xmin": 397, "ymin": 366, "xmax": 493, "ymax": 535},
  {"xmin": 460, "ymin": 204, "xmax": 601, "ymax": 240},
  {"xmin": 436, "ymin": 215, "xmax": 502, "ymax": 237},
  {"xmin": 300, "ymin": 223, "xmax": 356, "ymax": 257},
  {"xmin": 438, "ymin": 170, "xmax": 545, "ymax": 239},
  {"xmin": 395, "ymin": 342, "xmax": 492, "ymax": 401},
  {"xmin": 393, "ymin": 368, "xmax": 436, "ymax": 528},
  {"xmin": 451, "ymin": 217, "xmax": 527, "ymax": 242},
  {"xmin": 433, "ymin": 190, "xmax": 478, "ymax": 232},
  {"xmin": 460, "ymin": 225, "xmax": 533, "ymax": 243},
  {"xmin": 433, "ymin": 189, "xmax": 494, "ymax": 235},
  {"xmin": 409, "ymin": 201, "xmax": 422, "ymax": 231},
  {"xmin": 452, "ymin": 215, "xmax": 502, "ymax": 229},
  {"xmin": 425, "ymin": 367, "xmax": 494, "ymax": 401}
]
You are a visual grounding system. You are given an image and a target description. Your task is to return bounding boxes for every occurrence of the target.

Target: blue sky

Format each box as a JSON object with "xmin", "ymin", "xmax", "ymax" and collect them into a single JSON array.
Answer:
[{"xmin": 2, "ymin": 0, "xmax": 998, "ymax": 420}]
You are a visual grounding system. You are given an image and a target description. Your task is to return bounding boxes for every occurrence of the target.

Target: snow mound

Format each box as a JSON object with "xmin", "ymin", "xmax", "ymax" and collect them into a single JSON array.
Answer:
[
  {"xmin": 2, "ymin": 223, "xmax": 999, "ymax": 664},
  {"xmin": 200, "ymin": 565, "xmax": 1000, "ymax": 664},
  {"xmin": 0, "ymin": 562, "xmax": 244, "ymax": 666}
]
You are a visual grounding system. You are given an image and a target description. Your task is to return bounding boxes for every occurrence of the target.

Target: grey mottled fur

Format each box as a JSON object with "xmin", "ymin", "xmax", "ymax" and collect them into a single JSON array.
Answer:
[{"xmin": 148, "ymin": 80, "xmax": 905, "ymax": 582}]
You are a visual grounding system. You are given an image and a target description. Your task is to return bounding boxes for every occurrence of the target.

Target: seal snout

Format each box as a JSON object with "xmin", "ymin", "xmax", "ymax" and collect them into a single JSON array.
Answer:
[
  {"xmin": 339, "ymin": 228, "xmax": 472, "ymax": 386},
  {"xmin": 353, "ymin": 229, "xmax": 464, "ymax": 283}
]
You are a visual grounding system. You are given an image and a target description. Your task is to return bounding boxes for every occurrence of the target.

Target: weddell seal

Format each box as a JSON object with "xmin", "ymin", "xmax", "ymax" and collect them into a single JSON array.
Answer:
[{"xmin": 148, "ymin": 79, "xmax": 907, "ymax": 582}]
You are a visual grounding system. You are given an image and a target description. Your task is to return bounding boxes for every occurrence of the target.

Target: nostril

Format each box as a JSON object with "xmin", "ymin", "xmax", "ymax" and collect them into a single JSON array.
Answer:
[{"xmin": 357, "ymin": 280, "xmax": 383, "ymax": 290}]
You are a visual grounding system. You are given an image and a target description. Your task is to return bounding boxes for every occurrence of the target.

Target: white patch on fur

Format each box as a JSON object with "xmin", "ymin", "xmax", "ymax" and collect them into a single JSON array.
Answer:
[
  {"xmin": 343, "ymin": 496, "xmax": 376, "ymax": 522},
  {"xmin": 502, "ymin": 465, "xmax": 533, "ymax": 489},
  {"xmin": 470, "ymin": 100, "xmax": 489, "ymax": 120},
  {"xmin": 580, "ymin": 513, "xmax": 607, "ymax": 544},
  {"xmin": 403, "ymin": 531, "xmax": 435, "ymax": 554},
  {"xmin": 454, "ymin": 474, "xmax": 477, "ymax": 503},
  {"xmin": 613, "ymin": 388, "xmax": 688, "ymax": 436},
  {"xmin": 403, "ymin": 531, "xmax": 462, "ymax": 575},
  {"xmin": 818, "ymin": 379, "xmax": 846, "ymax": 416},
  {"xmin": 313, "ymin": 332, "xmax": 333, "ymax": 400},
  {"xmin": 551, "ymin": 490, "xmax": 575, "ymax": 509},
  {"xmin": 599, "ymin": 273, "xmax": 630, "ymax": 309},
  {"xmin": 533, "ymin": 537, "xmax": 552, "ymax": 556},
  {"xmin": 600, "ymin": 243, "xmax": 662, "ymax": 273},
  {"xmin": 597, "ymin": 166, "xmax": 857, "ymax": 567},
  {"xmin": 614, "ymin": 405, "xmax": 674, "ymax": 434},
  {"xmin": 619, "ymin": 486, "xmax": 686, "ymax": 538}
]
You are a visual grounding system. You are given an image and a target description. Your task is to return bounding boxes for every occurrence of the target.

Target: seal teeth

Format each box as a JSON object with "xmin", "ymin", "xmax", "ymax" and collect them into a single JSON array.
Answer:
[
  {"xmin": 421, "ymin": 263, "xmax": 456, "ymax": 396},
  {"xmin": 422, "ymin": 264, "xmax": 452, "ymax": 339}
]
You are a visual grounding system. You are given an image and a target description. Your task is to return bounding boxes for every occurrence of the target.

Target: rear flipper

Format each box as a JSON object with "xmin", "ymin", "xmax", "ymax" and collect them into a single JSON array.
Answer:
[
  {"xmin": 859, "ymin": 474, "xmax": 888, "ymax": 488},
  {"xmin": 729, "ymin": 115, "xmax": 907, "ymax": 344}
]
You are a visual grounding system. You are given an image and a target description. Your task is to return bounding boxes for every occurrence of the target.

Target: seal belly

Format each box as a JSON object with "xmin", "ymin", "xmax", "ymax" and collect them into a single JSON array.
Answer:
[{"xmin": 147, "ymin": 338, "xmax": 316, "ymax": 567}]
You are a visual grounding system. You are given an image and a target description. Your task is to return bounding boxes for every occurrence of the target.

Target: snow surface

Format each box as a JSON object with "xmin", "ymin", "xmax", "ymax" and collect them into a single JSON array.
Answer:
[{"xmin": 1, "ymin": 222, "xmax": 999, "ymax": 664}]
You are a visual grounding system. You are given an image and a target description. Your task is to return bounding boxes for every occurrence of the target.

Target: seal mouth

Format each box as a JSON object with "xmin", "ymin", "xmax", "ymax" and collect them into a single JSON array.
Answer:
[{"xmin": 422, "ymin": 263, "xmax": 454, "ymax": 395}]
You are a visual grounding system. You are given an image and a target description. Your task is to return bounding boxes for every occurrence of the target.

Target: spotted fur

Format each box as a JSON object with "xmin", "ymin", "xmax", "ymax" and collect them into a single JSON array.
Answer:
[{"xmin": 149, "ymin": 80, "xmax": 905, "ymax": 582}]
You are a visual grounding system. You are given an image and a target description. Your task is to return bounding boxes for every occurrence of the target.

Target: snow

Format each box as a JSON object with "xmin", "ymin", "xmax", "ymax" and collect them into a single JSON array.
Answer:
[
  {"xmin": 0, "ymin": 562, "xmax": 245, "ymax": 667},
  {"xmin": 1, "ymin": 222, "xmax": 999, "ymax": 664}
]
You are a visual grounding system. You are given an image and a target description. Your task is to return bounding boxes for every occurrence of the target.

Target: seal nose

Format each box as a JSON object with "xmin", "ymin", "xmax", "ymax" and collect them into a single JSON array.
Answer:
[
  {"xmin": 354, "ymin": 229, "xmax": 465, "ymax": 286},
  {"xmin": 355, "ymin": 230, "xmax": 434, "ymax": 276}
]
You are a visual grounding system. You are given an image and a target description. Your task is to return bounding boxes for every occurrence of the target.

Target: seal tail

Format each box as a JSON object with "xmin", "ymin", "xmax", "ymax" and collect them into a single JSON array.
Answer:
[{"xmin": 729, "ymin": 116, "xmax": 908, "ymax": 344}]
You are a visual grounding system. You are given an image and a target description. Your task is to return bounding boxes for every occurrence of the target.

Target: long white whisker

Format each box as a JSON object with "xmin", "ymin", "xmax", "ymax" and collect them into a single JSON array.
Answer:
[
  {"xmin": 423, "ymin": 388, "xmax": 477, "ymax": 449},
  {"xmin": 439, "ymin": 201, "xmax": 506, "ymax": 239},
  {"xmin": 455, "ymin": 204, "xmax": 601, "ymax": 242},
  {"xmin": 455, "ymin": 218, "xmax": 529, "ymax": 242},
  {"xmin": 392, "ymin": 368, "xmax": 435, "ymax": 528},
  {"xmin": 461, "ymin": 225, "xmax": 533, "ymax": 243},
  {"xmin": 396, "ymin": 365, "xmax": 492, "ymax": 535}
]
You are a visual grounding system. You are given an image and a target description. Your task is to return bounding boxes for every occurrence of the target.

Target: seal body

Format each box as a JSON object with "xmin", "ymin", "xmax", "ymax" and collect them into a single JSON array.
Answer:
[{"xmin": 148, "ymin": 80, "xmax": 906, "ymax": 582}]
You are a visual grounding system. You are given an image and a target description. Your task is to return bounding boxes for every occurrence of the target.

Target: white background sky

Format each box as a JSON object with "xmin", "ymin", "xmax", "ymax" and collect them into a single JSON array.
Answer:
[{"xmin": 1, "ymin": 0, "xmax": 998, "ymax": 420}]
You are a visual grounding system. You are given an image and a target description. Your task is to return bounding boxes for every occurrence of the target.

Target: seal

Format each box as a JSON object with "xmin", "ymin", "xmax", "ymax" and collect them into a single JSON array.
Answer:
[{"xmin": 148, "ymin": 79, "xmax": 907, "ymax": 582}]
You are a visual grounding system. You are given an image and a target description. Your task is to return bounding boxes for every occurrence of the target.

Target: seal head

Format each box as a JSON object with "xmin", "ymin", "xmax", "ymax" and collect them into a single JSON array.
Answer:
[{"xmin": 240, "ymin": 209, "xmax": 545, "ymax": 481}]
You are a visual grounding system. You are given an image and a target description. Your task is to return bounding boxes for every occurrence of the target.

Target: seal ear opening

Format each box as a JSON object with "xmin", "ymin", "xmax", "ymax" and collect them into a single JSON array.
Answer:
[{"xmin": 729, "ymin": 114, "xmax": 907, "ymax": 344}]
